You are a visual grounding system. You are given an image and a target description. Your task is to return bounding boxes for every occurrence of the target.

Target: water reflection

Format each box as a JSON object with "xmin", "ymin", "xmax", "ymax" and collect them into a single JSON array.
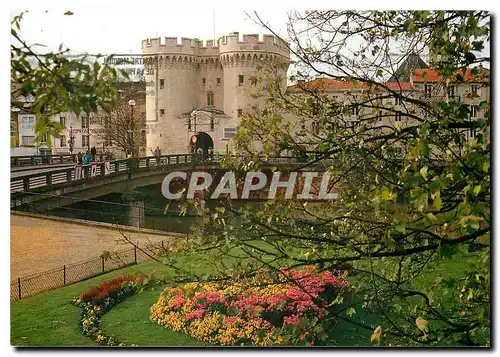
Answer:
[{"xmin": 46, "ymin": 191, "xmax": 239, "ymax": 235}]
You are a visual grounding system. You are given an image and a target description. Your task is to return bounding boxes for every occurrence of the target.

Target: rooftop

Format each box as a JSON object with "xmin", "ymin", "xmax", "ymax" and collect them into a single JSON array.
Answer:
[
  {"xmin": 388, "ymin": 52, "xmax": 429, "ymax": 82},
  {"xmin": 288, "ymin": 78, "xmax": 412, "ymax": 91},
  {"xmin": 412, "ymin": 68, "xmax": 490, "ymax": 83},
  {"xmin": 287, "ymin": 66, "xmax": 489, "ymax": 91}
]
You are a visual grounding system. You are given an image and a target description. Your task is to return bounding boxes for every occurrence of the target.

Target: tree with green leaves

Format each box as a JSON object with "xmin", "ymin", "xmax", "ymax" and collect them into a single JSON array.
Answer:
[
  {"xmin": 93, "ymin": 82, "xmax": 146, "ymax": 157},
  {"xmin": 11, "ymin": 11, "xmax": 123, "ymax": 147},
  {"xmin": 122, "ymin": 11, "xmax": 490, "ymax": 346}
]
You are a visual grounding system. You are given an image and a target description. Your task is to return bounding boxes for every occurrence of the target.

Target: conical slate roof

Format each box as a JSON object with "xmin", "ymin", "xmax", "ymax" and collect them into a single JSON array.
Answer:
[{"xmin": 388, "ymin": 52, "xmax": 429, "ymax": 82}]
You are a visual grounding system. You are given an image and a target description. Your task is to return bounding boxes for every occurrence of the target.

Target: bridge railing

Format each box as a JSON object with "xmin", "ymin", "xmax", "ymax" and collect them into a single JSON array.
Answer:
[
  {"xmin": 10, "ymin": 154, "xmax": 213, "ymax": 194},
  {"xmin": 10, "ymin": 154, "xmax": 115, "ymax": 167},
  {"xmin": 10, "ymin": 153, "xmax": 316, "ymax": 194}
]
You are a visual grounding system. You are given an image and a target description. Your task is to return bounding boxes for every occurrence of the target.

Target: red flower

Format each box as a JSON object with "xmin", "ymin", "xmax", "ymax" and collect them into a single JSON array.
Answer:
[{"xmin": 80, "ymin": 275, "xmax": 140, "ymax": 304}]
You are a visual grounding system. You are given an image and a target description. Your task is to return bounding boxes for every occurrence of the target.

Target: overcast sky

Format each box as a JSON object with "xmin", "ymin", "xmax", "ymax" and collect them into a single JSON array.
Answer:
[
  {"xmin": 10, "ymin": 6, "xmax": 491, "ymax": 80},
  {"xmin": 12, "ymin": 6, "xmax": 291, "ymax": 55}
]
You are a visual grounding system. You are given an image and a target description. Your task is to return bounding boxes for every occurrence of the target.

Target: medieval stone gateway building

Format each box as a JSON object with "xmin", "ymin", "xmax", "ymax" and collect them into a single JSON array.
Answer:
[{"xmin": 141, "ymin": 32, "xmax": 290, "ymax": 154}]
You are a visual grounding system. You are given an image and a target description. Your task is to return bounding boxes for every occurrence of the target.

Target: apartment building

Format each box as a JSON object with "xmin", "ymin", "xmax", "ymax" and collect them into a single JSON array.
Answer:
[
  {"xmin": 285, "ymin": 55, "xmax": 489, "ymax": 157},
  {"xmin": 11, "ymin": 82, "xmax": 147, "ymax": 158}
]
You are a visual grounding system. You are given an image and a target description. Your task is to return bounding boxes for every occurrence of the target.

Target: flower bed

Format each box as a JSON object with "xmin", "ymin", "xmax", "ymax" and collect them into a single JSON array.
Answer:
[
  {"xmin": 150, "ymin": 266, "xmax": 350, "ymax": 346},
  {"xmin": 72, "ymin": 275, "xmax": 146, "ymax": 346}
]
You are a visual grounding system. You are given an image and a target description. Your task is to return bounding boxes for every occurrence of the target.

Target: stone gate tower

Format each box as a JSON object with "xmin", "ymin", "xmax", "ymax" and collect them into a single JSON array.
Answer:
[{"xmin": 141, "ymin": 32, "xmax": 290, "ymax": 154}]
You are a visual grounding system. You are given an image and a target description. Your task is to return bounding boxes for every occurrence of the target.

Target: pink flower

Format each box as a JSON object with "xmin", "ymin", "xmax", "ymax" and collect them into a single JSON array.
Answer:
[
  {"xmin": 266, "ymin": 294, "xmax": 288, "ymax": 310},
  {"xmin": 185, "ymin": 308, "xmax": 205, "ymax": 321},
  {"xmin": 174, "ymin": 290, "xmax": 185, "ymax": 298},
  {"xmin": 200, "ymin": 291, "xmax": 225, "ymax": 304},
  {"xmin": 169, "ymin": 297, "xmax": 184, "ymax": 310},
  {"xmin": 283, "ymin": 314, "xmax": 301, "ymax": 327}
]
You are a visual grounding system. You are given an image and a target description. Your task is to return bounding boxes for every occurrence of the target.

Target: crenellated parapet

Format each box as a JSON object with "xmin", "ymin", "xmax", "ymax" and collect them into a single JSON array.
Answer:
[
  {"xmin": 198, "ymin": 39, "xmax": 220, "ymax": 58},
  {"xmin": 142, "ymin": 37, "xmax": 219, "ymax": 56},
  {"xmin": 141, "ymin": 32, "xmax": 290, "ymax": 64},
  {"xmin": 218, "ymin": 32, "xmax": 289, "ymax": 59},
  {"xmin": 142, "ymin": 37, "xmax": 199, "ymax": 57}
]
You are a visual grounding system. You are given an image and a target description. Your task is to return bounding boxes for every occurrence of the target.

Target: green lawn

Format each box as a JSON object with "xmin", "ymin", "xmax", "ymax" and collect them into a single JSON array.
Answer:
[
  {"xmin": 100, "ymin": 287, "xmax": 203, "ymax": 346},
  {"xmin": 11, "ymin": 261, "xmax": 173, "ymax": 347},
  {"xmin": 325, "ymin": 293, "xmax": 381, "ymax": 347},
  {"xmin": 11, "ymin": 240, "xmax": 365, "ymax": 347},
  {"xmin": 9, "ymin": 241, "xmax": 386, "ymax": 347}
]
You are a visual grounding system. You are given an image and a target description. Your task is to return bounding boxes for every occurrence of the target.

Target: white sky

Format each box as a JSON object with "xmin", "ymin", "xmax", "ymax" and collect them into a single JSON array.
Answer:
[
  {"xmin": 11, "ymin": 5, "xmax": 490, "ymax": 79},
  {"xmin": 11, "ymin": 6, "xmax": 291, "ymax": 56}
]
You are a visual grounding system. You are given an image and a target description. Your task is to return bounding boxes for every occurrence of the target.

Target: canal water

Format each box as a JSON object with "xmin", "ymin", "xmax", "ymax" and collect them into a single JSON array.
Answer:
[{"xmin": 48, "ymin": 184, "xmax": 245, "ymax": 234}]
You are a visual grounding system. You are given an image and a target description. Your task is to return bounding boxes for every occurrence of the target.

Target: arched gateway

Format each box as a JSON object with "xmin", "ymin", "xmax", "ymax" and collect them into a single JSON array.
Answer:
[{"xmin": 189, "ymin": 132, "xmax": 213, "ymax": 154}]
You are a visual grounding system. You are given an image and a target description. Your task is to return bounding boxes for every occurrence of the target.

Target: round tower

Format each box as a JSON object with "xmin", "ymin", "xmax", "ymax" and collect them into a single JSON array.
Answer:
[
  {"xmin": 218, "ymin": 32, "xmax": 290, "ymax": 120},
  {"xmin": 142, "ymin": 37, "xmax": 199, "ymax": 154}
]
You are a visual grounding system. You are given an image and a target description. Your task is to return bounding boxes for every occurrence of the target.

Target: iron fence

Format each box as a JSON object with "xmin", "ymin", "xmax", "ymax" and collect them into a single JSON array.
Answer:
[{"xmin": 10, "ymin": 243, "xmax": 161, "ymax": 301}]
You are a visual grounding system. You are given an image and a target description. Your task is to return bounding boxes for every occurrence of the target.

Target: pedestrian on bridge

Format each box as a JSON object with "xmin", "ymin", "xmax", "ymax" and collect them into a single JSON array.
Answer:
[
  {"xmin": 153, "ymin": 146, "xmax": 161, "ymax": 166},
  {"xmin": 83, "ymin": 151, "xmax": 92, "ymax": 165},
  {"xmin": 196, "ymin": 147, "xmax": 204, "ymax": 163}
]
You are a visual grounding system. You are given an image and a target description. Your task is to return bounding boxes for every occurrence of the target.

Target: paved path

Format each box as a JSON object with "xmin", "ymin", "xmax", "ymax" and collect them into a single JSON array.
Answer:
[{"xmin": 10, "ymin": 213, "xmax": 180, "ymax": 279}]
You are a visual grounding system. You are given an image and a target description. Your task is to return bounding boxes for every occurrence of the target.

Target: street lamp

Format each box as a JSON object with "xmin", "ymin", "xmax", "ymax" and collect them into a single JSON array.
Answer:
[
  {"xmin": 128, "ymin": 99, "xmax": 136, "ymax": 157},
  {"xmin": 83, "ymin": 115, "xmax": 91, "ymax": 152},
  {"xmin": 69, "ymin": 125, "xmax": 75, "ymax": 155}
]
